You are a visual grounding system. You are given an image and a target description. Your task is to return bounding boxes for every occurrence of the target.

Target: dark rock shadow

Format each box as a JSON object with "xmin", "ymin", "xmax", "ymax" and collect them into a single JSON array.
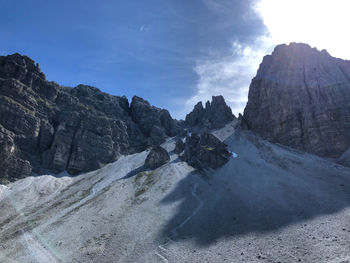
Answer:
[
  {"xmin": 158, "ymin": 134, "xmax": 350, "ymax": 246},
  {"xmin": 120, "ymin": 165, "xmax": 147, "ymax": 179}
]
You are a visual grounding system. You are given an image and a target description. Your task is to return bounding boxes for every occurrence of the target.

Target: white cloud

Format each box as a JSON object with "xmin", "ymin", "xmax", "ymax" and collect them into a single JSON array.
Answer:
[
  {"xmin": 186, "ymin": 0, "xmax": 350, "ymax": 118},
  {"xmin": 185, "ymin": 37, "xmax": 273, "ymax": 117},
  {"xmin": 256, "ymin": 0, "xmax": 350, "ymax": 60}
]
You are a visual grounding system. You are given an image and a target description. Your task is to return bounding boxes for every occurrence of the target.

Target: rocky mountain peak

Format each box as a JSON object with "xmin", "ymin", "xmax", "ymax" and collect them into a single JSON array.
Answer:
[
  {"xmin": 0, "ymin": 53, "xmax": 45, "ymax": 84},
  {"xmin": 185, "ymin": 95, "xmax": 235, "ymax": 130},
  {"xmin": 243, "ymin": 42, "xmax": 350, "ymax": 158},
  {"xmin": 0, "ymin": 53, "xmax": 183, "ymax": 181}
]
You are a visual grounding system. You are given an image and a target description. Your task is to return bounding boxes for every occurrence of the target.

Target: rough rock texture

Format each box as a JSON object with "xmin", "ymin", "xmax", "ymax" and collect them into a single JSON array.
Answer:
[
  {"xmin": 0, "ymin": 53, "xmax": 182, "ymax": 180},
  {"xmin": 174, "ymin": 138, "xmax": 185, "ymax": 154},
  {"xmin": 338, "ymin": 149, "xmax": 350, "ymax": 168},
  {"xmin": 130, "ymin": 96, "xmax": 182, "ymax": 145},
  {"xmin": 144, "ymin": 146, "xmax": 170, "ymax": 169},
  {"xmin": 243, "ymin": 43, "xmax": 350, "ymax": 158},
  {"xmin": 185, "ymin": 96, "xmax": 235, "ymax": 129},
  {"xmin": 182, "ymin": 132, "xmax": 231, "ymax": 170}
]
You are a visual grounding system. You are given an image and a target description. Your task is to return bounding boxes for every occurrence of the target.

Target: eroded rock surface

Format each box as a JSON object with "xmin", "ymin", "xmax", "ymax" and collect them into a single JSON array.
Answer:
[
  {"xmin": 185, "ymin": 96, "xmax": 235, "ymax": 130},
  {"xmin": 174, "ymin": 138, "xmax": 185, "ymax": 154},
  {"xmin": 144, "ymin": 146, "xmax": 170, "ymax": 169},
  {"xmin": 182, "ymin": 132, "xmax": 231, "ymax": 170},
  {"xmin": 0, "ymin": 54, "xmax": 182, "ymax": 180},
  {"xmin": 243, "ymin": 43, "xmax": 350, "ymax": 158}
]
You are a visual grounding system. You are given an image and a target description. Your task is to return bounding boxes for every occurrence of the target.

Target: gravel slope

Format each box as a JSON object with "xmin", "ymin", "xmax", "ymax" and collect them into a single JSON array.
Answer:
[{"xmin": 0, "ymin": 122, "xmax": 349, "ymax": 263}]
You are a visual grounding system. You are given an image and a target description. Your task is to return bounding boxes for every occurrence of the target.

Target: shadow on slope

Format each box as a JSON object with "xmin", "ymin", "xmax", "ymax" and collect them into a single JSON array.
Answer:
[{"xmin": 159, "ymin": 131, "xmax": 350, "ymax": 246}]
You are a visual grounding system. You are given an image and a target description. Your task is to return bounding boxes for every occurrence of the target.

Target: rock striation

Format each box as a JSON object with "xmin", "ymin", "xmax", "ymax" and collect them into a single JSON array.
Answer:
[
  {"xmin": 185, "ymin": 96, "xmax": 235, "ymax": 130},
  {"xmin": 243, "ymin": 43, "xmax": 350, "ymax": 158},
  {"xmin": 0, "ymin": 53, "xmax": 182, "ymax": 181},
  {"xmin": 181, "ymin": 132, "xmax": 231, "ymax": 170},
  {"xmin": 144, "ymin": 146, "xmax": 170, "ymax": 169}
]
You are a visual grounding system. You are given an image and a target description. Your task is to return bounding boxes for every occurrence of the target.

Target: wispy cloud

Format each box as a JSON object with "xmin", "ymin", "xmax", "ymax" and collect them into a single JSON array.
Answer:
[{"xmin": 185, "ymin": 36, "xmax": 273, "ymax": 117}]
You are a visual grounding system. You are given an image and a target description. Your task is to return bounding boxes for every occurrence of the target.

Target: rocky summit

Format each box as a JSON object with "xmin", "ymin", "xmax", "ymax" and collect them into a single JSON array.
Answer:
[
  {"xmin": 185, "ymin": 95, "xmax": 235, "ymax": 130},
  {"xmin": 0, "ymin": 53, "xmax": 183, "ymax": 181},
  {"xmin": 243, "ymin": 43, "xmax": 350, "ymax": 158}
]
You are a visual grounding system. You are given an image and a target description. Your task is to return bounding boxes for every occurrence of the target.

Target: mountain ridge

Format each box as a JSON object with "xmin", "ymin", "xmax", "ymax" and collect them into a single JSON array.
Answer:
[{"xmin": 243, "ymin": 42, "xmax": 350, "ymax": 158}]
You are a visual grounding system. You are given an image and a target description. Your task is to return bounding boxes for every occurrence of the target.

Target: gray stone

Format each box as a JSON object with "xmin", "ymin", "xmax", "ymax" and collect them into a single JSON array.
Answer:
[
  {"xmin": 174, "ymin": 138, "xmax": 185, "ymax": 154},
  {"xmin": 182, "ymin": 132, "xmax": 231, "ymax": 170},
  {"xmin": 144, "ymin": 146, "xmax": 170, "ymax": 169},
  {"xmin": 185, "ymin": 96, "xmax": 235, "ymax": 130}
]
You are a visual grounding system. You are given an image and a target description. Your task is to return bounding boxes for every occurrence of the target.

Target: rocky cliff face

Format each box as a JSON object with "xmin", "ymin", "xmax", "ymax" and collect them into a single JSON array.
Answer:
[
  {"xmin": 185, "ymin": 95, "xmax": 235, "ymax": 130},
  {"xmin": 0, "ymin": 53, "xmax": 182, "ymax": 181},
  {"xmin": 243, "ymin": 43, "xmax": 350, "ymax": 158}
]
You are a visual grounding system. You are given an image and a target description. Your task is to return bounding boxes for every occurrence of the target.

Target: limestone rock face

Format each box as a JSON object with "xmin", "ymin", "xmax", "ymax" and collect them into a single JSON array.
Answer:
[
  {"xmin": 130, "ymin": 96, "xmax": 183, "ymax": 145},
  {"xmin": 182, "ymin": 132, "xmax": 231, "ymax": 170},
  {"xmin": 243, "ymin": 43, "xmax": 350, "ymax": 158},
  {"xmin": 0, "ymin": 54, "xmax": 181, "ymax": 180},
  {"xmin": 144, "ymin": 146, "xmax": 170, "ymax": 169},
  {"xmin": 185, "ymin": 96, "xmax": 235, "ymax": 129}
]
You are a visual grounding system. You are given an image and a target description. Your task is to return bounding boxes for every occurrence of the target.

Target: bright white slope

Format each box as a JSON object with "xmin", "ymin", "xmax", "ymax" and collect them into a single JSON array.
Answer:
[{"xmin": 0, "ymin": 121, "xmax": 350, "ymax": 263}]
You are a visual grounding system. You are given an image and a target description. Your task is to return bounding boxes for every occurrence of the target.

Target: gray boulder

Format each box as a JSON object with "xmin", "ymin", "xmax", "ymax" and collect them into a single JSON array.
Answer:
[
  {"xmin": 182, "ymin": 132, "xmax": 231, "ymax": 170},
  {"xmin": 145, "ymin": 146, "xmax": 170, "ymax": 169},
  {"xmin": 174, "ymin": 138, "xmax": 185, "ymax": 154}
]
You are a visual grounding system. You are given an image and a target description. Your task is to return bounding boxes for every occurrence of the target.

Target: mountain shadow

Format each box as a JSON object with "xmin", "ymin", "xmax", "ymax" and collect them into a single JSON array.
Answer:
[{"xmin": 158, "ymin": 131, "xmax": 350, "ymax": 246}]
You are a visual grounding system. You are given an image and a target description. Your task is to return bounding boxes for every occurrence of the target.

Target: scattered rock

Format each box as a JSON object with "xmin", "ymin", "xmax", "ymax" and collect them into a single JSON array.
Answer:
[{"xmin": 144, "ymin": 146, "xmax": 170, "ymax": 169}]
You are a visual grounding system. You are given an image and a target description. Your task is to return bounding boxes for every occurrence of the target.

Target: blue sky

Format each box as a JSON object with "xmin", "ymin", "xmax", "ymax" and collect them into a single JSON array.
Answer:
[{"xmin": 0, "ymin": 0, "xmax": 269, "ymax": 118}]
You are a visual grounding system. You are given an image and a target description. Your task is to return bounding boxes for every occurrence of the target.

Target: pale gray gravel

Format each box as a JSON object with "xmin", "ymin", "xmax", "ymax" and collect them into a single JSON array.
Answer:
[{"xmin": 0, "ymin": 122, "xmax": 349, "ymax": 263}]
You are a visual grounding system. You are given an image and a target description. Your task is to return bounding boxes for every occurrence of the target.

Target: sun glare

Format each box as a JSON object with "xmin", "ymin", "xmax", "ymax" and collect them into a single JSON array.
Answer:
[{"xmin": 256, "ymin": 0, "xmax": 350, "ymax": 59}]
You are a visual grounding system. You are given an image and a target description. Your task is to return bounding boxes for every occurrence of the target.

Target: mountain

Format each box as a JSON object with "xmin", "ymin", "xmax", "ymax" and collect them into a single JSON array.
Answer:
[
  {"xmin": 0, "ymin": 47, "xmax": 350, "ymax": 262},
  {"xmin": 0, "ymin": 54, "xmax": 182, "ymax": 182},
  {"xmin": 185, "ymin": 95, "xmax": 235, "ymax": 130},
  {"xmin": 243, "ymin": 43, "xmax": 350, "ymax": 158}
]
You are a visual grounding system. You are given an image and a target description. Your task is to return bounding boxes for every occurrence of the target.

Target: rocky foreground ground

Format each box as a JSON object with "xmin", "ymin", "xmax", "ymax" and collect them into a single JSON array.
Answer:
[{"xmin": 0, "ymin": 121, "xmax": 349, "ymax": 263}]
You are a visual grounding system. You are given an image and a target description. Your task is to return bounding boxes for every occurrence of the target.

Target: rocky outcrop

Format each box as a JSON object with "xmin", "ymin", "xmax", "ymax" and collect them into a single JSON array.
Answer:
[
  {"xmin": 0, "ymin": 53, "xmax": 182, "ymax": 180},
  {"xmin": 185, "ymin": 96, "xmax": 235, "ymax": 130},
  {"xmin": 182, "ymin": 132, "xmax": 231, "ymax": 170},
  {"xmin": 130, "ymin": 96, "xmax": 182, "ymax": 145},
  {"xmin": 337, "ymin": 149, "xmax": 350, "ymax": 168},
  {"xmin": 144, "ymin": 146, "xmax": 170, "ymax": 169},
  {"xmin": 174, "ymin": 138, "xmax": 185, "ymax": 154},
  {"xmin": 243, "ymin": 43, "xmax": 350, "ymax": 158}
]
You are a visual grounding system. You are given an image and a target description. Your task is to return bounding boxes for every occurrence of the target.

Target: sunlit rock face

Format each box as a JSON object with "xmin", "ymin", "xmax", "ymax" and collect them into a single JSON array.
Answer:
[
  {"xmin": 0, "ymin": 54, "xmax": 182, "ymax": 181},
  {"xmin": 243, "ymin": 42, "xmax": 350, "ymax": 158}
]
